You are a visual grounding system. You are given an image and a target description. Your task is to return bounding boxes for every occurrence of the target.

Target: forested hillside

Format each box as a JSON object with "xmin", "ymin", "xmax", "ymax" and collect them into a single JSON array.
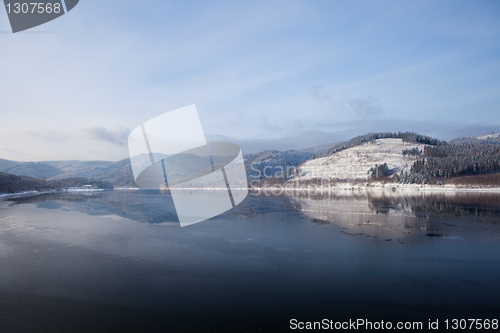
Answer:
[
  {"xmin": 0, "ymin": 173, "xmax": 112, "ymax": 194},
  {"xmin": 323, "ymin": 132, "xmax": 444, "ymax": 158},
  {"xmin": 0, "ymin": 160, "xmax": 63, "ymax": 179},
  {"xmin": 244, "ymin": 150, "xmax": 313, "ymax": 181},
  {"xmin": 400, "ymin": 142, "xmax": 500, "ymax": 184},
  {"xmin": 2, "ymin": 132, "xmax": 499, "ymax": 190},
  {"xmin": 244, "ymin": 142, "xmax": 338, "ymax": 182},
  {"xmin": 449, "ymin": 133, "xmax": 500, "ymax": 145}
]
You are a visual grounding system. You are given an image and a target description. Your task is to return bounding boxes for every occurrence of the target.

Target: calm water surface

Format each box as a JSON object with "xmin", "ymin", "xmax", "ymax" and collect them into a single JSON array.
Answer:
[{"xmin": 0, "ymin": 190, "xmax": 499, "ymax": 332}]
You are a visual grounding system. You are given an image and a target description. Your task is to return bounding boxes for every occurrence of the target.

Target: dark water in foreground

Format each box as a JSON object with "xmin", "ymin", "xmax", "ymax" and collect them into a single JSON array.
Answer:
[{"xmin": 0, "ymin": 190, "xmax": 500, "ymax": 332}]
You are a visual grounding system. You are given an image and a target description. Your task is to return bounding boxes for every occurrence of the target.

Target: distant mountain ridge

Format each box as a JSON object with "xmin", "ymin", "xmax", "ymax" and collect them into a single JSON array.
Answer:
[
  {"xmin": 449, "ymin": 132, "xmax": 500, "ymax": 145},
  {"xmin": 1, "ymin": 133, "xmax": 498, "ymax": 188},
  {"xmin": 0, "ymin": 159, "xmax": 63, "ymax": 179},
  {"xmin": 0, "ymin": 142, "xmax": 336, "ymax": 187},
  {"xmin": 0, "ymin": 173, "xmax": 113, "ymax": 194}
]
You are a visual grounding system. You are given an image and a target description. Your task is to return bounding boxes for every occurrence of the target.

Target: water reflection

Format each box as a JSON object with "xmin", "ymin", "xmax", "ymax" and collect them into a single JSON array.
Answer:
[
  {"xmin": 9, "ymin": 190, "xmax": 180, "ymax": 223},
  {"xmin": 2, "ymin": 189, "xmax": 500, "ymax": 331},
  {"xmin": 7, "ymin": 190, "xmax": 500, "ymax": 244},
  {"xmin": 282, "ymin": 190, "xmax": 500, "ymax": 243}
]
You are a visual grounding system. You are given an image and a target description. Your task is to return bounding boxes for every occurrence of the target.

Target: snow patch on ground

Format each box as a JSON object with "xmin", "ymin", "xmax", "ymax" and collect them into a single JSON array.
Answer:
[
  {"xmin": 0, "ymin": 191, "xmax": 39, "ymax": 198},
  {"xmin": 477, "ymin": 133, "xmax": 499, "ymax": 140},
  {"xmin": 291, "ymin": 138, "xmax": 426, "ymax": 182}
]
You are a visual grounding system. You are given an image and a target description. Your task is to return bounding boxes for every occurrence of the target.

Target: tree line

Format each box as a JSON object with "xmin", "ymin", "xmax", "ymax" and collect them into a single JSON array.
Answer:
[
  {"xmin": 399, "ymin": 142, "xmax": 500, "ymax": 184},
  {"xmin": 0, "ymin": 173, "xmax": 113, "ymax": 194},
  {"xmin": 319, "ymin": 131, "xmax": 444, "ymax": 158}
]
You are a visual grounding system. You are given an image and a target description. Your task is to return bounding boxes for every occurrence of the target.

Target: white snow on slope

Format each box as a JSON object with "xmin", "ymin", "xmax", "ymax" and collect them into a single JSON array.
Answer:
[
  {"xmin": 477, "ymin": 133, "xmax": 499, "ymax": 140},
  {"xmin": 291, "ymin": 138, "xmax": 426, "ymax": 182}
]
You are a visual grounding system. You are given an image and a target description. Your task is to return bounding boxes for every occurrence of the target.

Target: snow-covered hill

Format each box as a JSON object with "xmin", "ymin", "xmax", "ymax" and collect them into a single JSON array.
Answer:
[
  {"xmin": 477, "ymin": 133, "xmax": 499, "ymax": 140},
  {"xmin": 291, "ymin": 138, "xmax": 426, "ymax": 182}
]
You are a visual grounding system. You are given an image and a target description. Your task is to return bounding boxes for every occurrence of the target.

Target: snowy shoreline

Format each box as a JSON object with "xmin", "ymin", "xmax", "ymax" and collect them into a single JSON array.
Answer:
[
  {"xmin": 0, "ymin": 190, "xmax": 41, "ymax": 200},
  {"xmin": 2, "ymin": 185, "xmax": 500, "ymax": 202},
  {"xmin": 0, "ymin": 189, "xmax": 110, "ymax": 201},
  {"xmin": 250, "ymin": 183, "xmax": 500, "ymax": 194}
]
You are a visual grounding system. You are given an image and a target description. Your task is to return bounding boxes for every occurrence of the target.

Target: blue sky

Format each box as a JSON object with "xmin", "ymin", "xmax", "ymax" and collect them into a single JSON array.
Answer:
[{"xmin": 1, "ymin": 0, "xmax": 499, "ymax": 161}]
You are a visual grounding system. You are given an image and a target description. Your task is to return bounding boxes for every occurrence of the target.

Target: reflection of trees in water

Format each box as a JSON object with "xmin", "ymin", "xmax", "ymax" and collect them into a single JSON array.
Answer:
[
  {"xmin": 10, "ymin": 191, "xmax": 179, "ymax": 223},
  {"xmin": 279, "ymin": 190, "xmax": 500, "ymax": 226},
  {"xmin": 10, "ymin": 192, "xmax": 92, "ymax": 204},
  {"xmin": 10, "ymin": 190, "xmax": 500, "ymax": 226},
  {"xmin": 227, "ymin": 194, "xmax": 302, "ymax": 219},
  {"xmin": 367, "ymin": 192, "xmax": 500, "ymax": 223},
  {"xmin": 276, "ymin": 190, "xmax": 368, "ymax": 202},
  {"xmin": 9, "ymin": 191, "xmax": 303, "ymax": 223},
  {"xmin": 280, "ymin": 191, "xmax": 500, "ymax": 242}
]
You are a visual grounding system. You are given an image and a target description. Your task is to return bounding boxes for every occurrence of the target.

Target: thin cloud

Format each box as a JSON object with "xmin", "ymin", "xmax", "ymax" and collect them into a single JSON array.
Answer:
[
  {"xmin": 82, "ymin": 127, "xmax": 131, "ymax": 147},
  {"xmin": 311, "ymin": 84, "xmax": 333, "ymax": 102},
  {"xmin": 349, "ymin": 96, "xmax": 384, "ymax": 117}
]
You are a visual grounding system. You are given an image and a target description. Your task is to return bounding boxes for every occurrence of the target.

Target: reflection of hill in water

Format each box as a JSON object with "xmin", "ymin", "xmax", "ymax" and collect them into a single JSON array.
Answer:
[
  {"xmin": 283, "ymin": 190, "xmax": 500, "ymax": 221},
  {"xmin": 225, "ymin": 193, "xmax": 301, "ymax": 219},
  {"xmin": 9, "ymin": 190, "xmax": 500, "ymax": 242},
  {"xmin": 367, "ymin": 192, "xmax": 500, "ymax": 222},
  {"xmin": 284, "ymin": 190, "xmax": 500, "ymax": 243},
  {"xmin": 10, "ymin": 191, "xmax": 179, "ymax": 224},
  {"xmin": 9, "ymin": 190, "xmax": 301, "ymax": 224}
]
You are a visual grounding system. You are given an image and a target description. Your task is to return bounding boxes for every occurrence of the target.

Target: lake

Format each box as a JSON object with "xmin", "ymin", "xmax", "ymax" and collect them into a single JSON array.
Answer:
[{"xmin": 0, "ymin": 189, "xmax": 499, "ymax": 332}]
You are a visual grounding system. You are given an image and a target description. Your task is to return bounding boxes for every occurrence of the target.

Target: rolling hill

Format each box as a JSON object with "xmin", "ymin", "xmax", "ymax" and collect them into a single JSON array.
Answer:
[
  {"xmin": 1, "ymin": 132, "xmax": 499, "ymax": 190},
  {"xmin": 291, "ymin": 138, "xmax": 426, "ymax": 183}
]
